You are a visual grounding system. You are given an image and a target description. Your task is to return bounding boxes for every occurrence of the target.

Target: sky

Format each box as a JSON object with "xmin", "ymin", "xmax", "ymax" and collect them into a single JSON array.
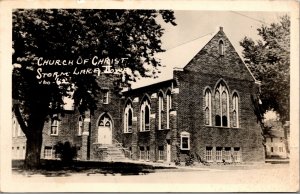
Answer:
[
  {"xmin": 132, "ymin": 10, "xmax": 287, "ymax": 86},
  {"xmin": 159, "ymin": 10, "xmax": 287, "ymax": 58}
]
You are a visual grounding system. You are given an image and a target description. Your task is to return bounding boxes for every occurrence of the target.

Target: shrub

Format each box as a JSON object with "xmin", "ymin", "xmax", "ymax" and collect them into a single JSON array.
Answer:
[
  {"xmin": 54, "ymin": 141, "xmax": 77, "ymax": 164},
  {"xmin": 185, "ymin": 153, "xmax": 195, "ymax": 166},
  {"xmin": 174, "ymin": 145, "xmax": 181, "ymax": 166}
]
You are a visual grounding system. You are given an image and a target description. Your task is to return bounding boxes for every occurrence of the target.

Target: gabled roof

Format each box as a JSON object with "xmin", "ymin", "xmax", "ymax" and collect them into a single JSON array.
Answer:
[
  {"xmin": 130, "ymin": 31, "xmax": 217, "ymax": 89},
  {"xmin": 157, "ymin": 31, "xmax": 216, "ymax": 70}
]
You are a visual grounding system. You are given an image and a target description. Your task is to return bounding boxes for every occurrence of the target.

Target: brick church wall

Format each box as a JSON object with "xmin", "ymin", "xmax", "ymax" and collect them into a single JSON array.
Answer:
[{"xmin": 173, "ymin": 28, "xmax": 264, "ymax": 162}]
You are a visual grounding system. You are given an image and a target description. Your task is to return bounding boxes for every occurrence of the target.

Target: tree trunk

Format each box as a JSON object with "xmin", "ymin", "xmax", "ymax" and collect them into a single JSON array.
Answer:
[{"xmin": 24, "ymin": 121, "xmax": 44, "ymax": 169}]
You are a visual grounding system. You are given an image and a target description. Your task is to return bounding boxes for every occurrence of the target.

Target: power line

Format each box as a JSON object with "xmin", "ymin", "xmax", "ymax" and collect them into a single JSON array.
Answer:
[
  {"xmin": 163, "ymin": 12, "xmax": 269, "ymax": 51},
  {"xmin": 230, "ymin": 11, "xmax": 268, "ymax": 25},
  {"xmin": 166, "ymin": 11, "xmax": 274, "ymax": 50}
]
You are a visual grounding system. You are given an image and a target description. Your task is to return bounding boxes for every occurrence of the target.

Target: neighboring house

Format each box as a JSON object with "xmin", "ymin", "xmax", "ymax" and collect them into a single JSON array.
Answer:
[
  {"xmin": 265, "ymin": 121, "xmax": 289, "ymax": 159},
  {"xmin": 12, "ymin": 114, "xmax": 26, "ymax": 159},
  {"xmin": 12, "ymin": 27, "xmax": 265, "ymax": 163}
]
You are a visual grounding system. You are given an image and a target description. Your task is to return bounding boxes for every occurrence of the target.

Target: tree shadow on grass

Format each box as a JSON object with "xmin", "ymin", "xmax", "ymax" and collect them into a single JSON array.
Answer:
[{"xmin": 13, "ymin": 160, "xmax": 161, "ymax": 177}]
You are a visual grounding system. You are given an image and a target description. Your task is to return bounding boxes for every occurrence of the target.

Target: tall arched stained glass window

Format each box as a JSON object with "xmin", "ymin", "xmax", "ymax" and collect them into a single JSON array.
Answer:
[{"xmin": 215, "ymin": 81, "xmax": 229, "ymax": 127}]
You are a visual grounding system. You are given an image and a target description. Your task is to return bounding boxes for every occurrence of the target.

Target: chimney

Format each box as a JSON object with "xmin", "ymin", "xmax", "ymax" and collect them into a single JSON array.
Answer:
[{"xmin": 219, "ymin": 26, "xmax": 223, "ymax": 32}]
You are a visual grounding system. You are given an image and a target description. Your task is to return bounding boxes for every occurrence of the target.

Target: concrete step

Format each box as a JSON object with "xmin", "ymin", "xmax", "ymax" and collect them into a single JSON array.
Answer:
[{"xmin": 101, "ymin": 144, "xmax": 128, "ymax": 161}]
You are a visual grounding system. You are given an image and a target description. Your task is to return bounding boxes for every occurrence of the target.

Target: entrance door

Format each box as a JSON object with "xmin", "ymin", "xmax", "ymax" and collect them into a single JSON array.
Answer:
[
  {"xmin": 98, "ymin": 115, "xmax": 112, "ymax": 145},
  {"xmin": 166, "ymin": 143, "xmax": 171, "ymax": 163}
]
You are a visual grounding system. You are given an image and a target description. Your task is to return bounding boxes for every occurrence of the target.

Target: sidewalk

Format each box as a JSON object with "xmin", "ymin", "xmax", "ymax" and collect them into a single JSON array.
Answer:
[
  {"xmin": 120, "ymin": 159, "xmax": 285, "ymax": 172},
  {"xmin": 265, "ymin": 158, "xmax": 290, "ymax": 164}
]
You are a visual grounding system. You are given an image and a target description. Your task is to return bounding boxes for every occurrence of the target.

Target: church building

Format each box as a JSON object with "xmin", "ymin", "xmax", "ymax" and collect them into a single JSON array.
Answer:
[{"xmin": 12, "ymin": 27, "xmax": 265, "ymax": 163}]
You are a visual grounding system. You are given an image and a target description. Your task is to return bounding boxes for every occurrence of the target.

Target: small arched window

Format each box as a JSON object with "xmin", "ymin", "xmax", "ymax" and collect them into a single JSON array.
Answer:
[
  {"xmin": 166, "ymin": 90, "xmax": 172, "ymax": 129},
  {"xmin": 219, "ymin": 40, "xmax": 224, "ymax": 55},
  {"xmin": 204, "ymin": 89, "xmax": 212, "ymax": 125},
  {"xmin": 232, "ymin": 93, "xmax": 239, "ymax": 127},
  {"xmin": 140, "ymin": 97, "xmax": 151, "ymax": 132},
  {"xmin": 158, "ymin": 92, "xmax": 164, "ymax": 130},
  {"xmin": 124, "ymin": 101, "xmax": 133, "ymax": 133}
]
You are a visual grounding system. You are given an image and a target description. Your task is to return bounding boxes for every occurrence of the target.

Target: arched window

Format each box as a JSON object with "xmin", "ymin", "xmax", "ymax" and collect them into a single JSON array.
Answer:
[
  {"xmin": 124, "ymin": 101, "xmax": 133, "ymax": 133},
  {"xmin": 78, "ymin": 116, "xmax": 83, "ymax": 136},
  {"xmin": 219, "ymin": 40, "xmax": 224, "ymax": 55},
  {"xmin": 204, "ymin": 89, "xmax": 212, "ymax": 125},
  {"xmin": 158, "ymin": 92, "xmax": 164, "ymax": 130},
  {"xmin": 140, "ymin": 97, "xmax": 150, "ymax": 132},
  {"xmin": 166, "ymin": 91, "xmax": 172, "ymax": 129},
  {"xmin": 215, "ymin": 81, "xmax": 229, "ymax": 127},
  {"xmin": 232, "ymin": 93, "xmax": 239, "ymax": 127}
]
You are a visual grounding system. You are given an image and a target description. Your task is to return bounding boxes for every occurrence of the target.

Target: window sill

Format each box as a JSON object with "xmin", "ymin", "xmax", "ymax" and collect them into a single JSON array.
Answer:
[
  {"xmin": 123, "ymin": 132, "xmax": 133, "ymax": 134},
  {"xmin": 158, "ymin": 128, "xmax": 170, "ymax": 131},
  {"xmin": 50, "ymin": 134, "xmax": 58, "ymax": 136},
  {"xmin": 204, "ymin": 125, "xmax": 241, "ymax": 129}
]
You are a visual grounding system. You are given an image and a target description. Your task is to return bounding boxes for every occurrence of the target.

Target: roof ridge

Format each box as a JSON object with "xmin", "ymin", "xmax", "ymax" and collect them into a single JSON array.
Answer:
[{"xmin": 163, "ymin": 31, "xmax": 216, "ymax": 52}]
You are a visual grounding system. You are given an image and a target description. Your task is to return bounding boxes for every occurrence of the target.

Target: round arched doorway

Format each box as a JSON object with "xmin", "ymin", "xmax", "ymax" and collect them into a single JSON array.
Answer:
[{"xmin": 97, "ymin": 114, "xmax": 113, "ymax": 145}]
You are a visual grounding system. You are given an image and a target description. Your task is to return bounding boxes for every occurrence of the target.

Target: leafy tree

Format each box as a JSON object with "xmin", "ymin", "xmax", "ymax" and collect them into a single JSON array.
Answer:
[
  {"xmin": 12, "ymin": 9, "xmax": 176, "ymax": 169},
  {"xmin": 240, "ymin": 15, "xmax": 290, "ymax": 124}
]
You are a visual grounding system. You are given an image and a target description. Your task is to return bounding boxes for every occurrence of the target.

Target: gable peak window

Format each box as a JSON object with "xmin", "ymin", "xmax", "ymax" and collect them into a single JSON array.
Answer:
[
  {"xmin": 124, "ymin": 102, "xmax": 133, "ymax": 133},
  {"xmin": 140, "ymin": 98, "xmax": 150, "ymax": 132},
  {"xmin": 219, "ymin": 40, "xmax": 224, "ymax": 56},
  {"xmin": 215, "ymin": 82, "xmax": 229, "ymax": 127}
]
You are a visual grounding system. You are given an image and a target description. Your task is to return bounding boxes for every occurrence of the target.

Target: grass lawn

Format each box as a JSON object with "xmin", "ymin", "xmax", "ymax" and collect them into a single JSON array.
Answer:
[{"xmin": 12, "ymin": 159, "xmax": 177, "ymax": 177}]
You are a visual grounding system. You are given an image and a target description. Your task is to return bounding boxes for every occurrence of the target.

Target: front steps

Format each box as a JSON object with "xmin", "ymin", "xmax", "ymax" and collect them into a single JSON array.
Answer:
[
  {"xmin": 105, "ymin": 144, "xmax": 127, "ymax": 161},
  {"xmin": 93, "ymin": 143, "xmax": 131, "ymax": 162}
]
